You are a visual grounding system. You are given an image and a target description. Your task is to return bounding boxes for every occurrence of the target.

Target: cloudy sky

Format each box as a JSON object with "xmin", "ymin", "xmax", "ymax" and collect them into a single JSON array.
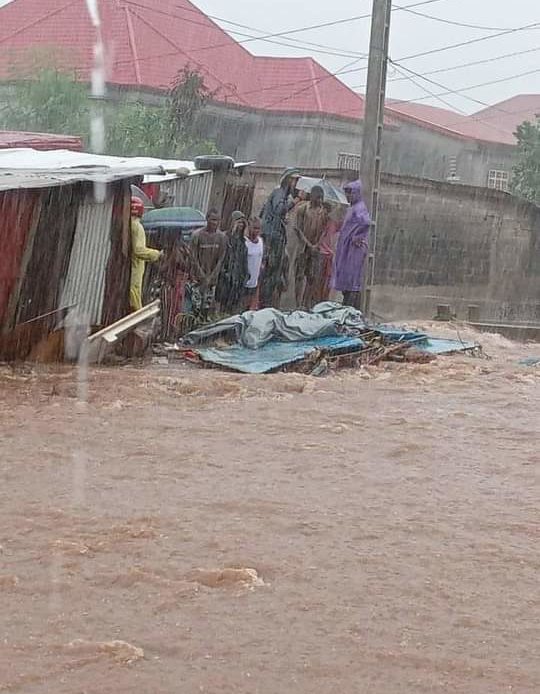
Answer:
[{"xmin": 1, "ymin": 0, "xmax": 538, "ymax": 113}]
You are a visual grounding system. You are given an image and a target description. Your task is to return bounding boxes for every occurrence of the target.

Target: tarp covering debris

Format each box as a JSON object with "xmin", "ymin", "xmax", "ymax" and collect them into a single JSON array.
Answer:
[
  {"xmin": 182, "ymin": 303, "xmax": 480, "ymax": 374},
  {"xmin": 183, "ymin": 303, "xmax": 368, "ymax": 349},
  {"xmin": 197, "ymin": 335, "xmax": 365, "ymax": 374}
]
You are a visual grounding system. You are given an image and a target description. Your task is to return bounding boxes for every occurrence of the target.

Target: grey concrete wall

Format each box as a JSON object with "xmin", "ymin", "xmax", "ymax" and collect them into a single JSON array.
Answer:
[
  {"xmin": 199, "ymin": 102, "xmax": 519, "ymax": 189},
  {"xmin": 381, "ymin": 121, "xmax": 518, "ymax": 188},
  {"xmin": 250, "ymin": 167, "xmax": 540, "ymax": 321}
]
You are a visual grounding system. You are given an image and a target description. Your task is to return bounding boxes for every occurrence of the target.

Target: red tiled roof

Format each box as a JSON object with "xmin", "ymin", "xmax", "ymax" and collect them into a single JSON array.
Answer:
[
  {"xmin": 0, "ymin": 0, "xmax": 367, "ymax": 120},
  {"xmin": 0, "ymin": 130, "xmax": 82, "ymax": 150},
  {"xmin": 386, "ymin": 96, "xmax": 540, "ymax": 146},
  {"xmin": 472, "ymin": 94, "xmax": 540, "ymax": 140}
]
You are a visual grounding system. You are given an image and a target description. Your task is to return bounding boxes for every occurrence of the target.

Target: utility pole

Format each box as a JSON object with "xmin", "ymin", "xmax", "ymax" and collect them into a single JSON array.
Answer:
[{"xmin": 360, "ymin": 0, "xmax": 392, "ymax": 315}]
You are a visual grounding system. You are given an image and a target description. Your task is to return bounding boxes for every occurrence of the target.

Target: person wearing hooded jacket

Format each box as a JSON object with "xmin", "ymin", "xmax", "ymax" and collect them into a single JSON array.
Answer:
[
  {"xmin": 259, "ymin": 167, "xmax": 300, "ymax": 308},
  {"xmin": 129, "ymin": 196, "xmax": 162, "ymax": 312},
  {"xmin": 331, "ymin": 180, "xmax": 371, "ymax": 310}
]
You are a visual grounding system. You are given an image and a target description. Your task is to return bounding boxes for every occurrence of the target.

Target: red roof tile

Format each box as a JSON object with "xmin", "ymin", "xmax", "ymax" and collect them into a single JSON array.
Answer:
[
  {"xmin": 472, "ymin": 94, "xmax": 540, "ymax": 140},
  {"xmin": 386, "ymin": 95, "xmax": 540, "ymax": 146},
  {"xmin": 0, "ymin": 0, "xmax": 367, "ymax": 120}
]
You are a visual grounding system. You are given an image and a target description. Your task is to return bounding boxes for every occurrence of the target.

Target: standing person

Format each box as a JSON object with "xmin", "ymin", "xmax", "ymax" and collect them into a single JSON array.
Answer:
[
  {"xmin": 259, "ymin": 167, "xmax": 300, "ymax": 308},
  {"xmin": 332, "ymin": 180, "xmax": 371, "ymax": 310},
  {"xmin": 129, "ymin": 196, "xmax": 162, "ymax": 312},
  {"xmin": 244, "ymin": 217, "xmax": 264, "ymax": 310},
  {"xmin": 313, "ymin": 201, "xmax": 341, "ymax": 304},
  {"xmin": 216, "ymin": 215, "xmax": 249, "ymax": 314},
  {"xmin": 187, "ymin": 208, "xmax": 227, "ymax": 320},
  {"xmin": 294, "ymin": 185, "xmax": 328, "ymax": 308}
]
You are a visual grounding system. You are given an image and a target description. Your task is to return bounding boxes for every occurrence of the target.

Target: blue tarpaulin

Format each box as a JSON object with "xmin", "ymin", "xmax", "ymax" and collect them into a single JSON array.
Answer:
[
  {"xmin": 376, "ymin": 327, "xmax": 477, "ymax": 354},
  {"xmin": 418, "ymin": 337, "xmax": 477, "ymax": 354},
  {"xmin": 197, "ymin": 335, "xmax": 365, "ymax": 374}
]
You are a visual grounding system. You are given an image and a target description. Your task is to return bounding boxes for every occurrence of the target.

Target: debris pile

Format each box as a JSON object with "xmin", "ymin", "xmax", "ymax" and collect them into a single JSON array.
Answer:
[{"xmin": 170, "ymin": 302, "xmax": 480, "ymax": 374}]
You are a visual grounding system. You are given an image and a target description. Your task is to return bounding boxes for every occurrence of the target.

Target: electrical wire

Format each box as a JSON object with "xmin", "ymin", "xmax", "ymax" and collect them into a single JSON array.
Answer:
[
  {"xmin": 389, "ymin": 62, "xmax": 468, "ymax": 114},
  {"xmin": 173, "ymin": 3, "xmax": 368, "ymax": 58},
  {"xmin": 395, "ymin": 5, "xmax": 514, "ymax": 32},
  {"xmin": 387, "ymin": 60, "xmax": 540, "ymax": 136},
  {"xmin": 351, "ymin": 46, "xmax": 540, "ymax": 90},
  {"xmin": 387, "ymin": 66, "xmax": 540, "ymax": 108}
]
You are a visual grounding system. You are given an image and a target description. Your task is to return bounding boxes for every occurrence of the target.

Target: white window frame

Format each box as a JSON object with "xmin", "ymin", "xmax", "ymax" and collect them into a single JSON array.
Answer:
[{"xmin": 487, "ymin": 169, "xmax": 509, "ymax": 191}]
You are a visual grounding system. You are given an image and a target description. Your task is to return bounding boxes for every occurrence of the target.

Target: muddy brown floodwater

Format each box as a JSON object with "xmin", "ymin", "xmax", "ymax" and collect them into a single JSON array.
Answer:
[{"xmin": 1, "ymin": 325, "xmax": 539, "ymax": 694}]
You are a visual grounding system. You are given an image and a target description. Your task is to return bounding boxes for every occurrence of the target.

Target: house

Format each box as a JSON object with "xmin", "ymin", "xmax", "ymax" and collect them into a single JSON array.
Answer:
[{"xmin": 0, "ymin": 0, "xmax": 536, "ymax": 187}]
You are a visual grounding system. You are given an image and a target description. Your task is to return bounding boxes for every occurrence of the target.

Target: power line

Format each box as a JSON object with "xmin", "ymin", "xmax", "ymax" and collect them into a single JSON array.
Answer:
[
  {"xmin": 181, "ymin": 0, "xmax": 447, "ymax": 46},
  {"xmin": 395, "ymin": 6, "xmax": 512, "ymax": 31},
  {"xmin": 224, "ymin": 19, "xmax": 540, "ymax": 103},
  {"xmin": 387, "ymin": 67, "xmax": 540, "ymax": 107},
  {"xmin": 390, "ymin": 62, "xmax": 468, "ymax": 114},
  {"xmin": 351, "ymin": 46, "xmax": 540, "ymax": 90},
  {"xmin": 387, "ymin": 60, "xmax": 524, "ymax": 139},
  {"xmin": 174, "ymin": 4, "xmax": 368, "ymax": 58},
  {"xmin": 393, "ymin": 20, "xmax": 540, "ymax": 65}
]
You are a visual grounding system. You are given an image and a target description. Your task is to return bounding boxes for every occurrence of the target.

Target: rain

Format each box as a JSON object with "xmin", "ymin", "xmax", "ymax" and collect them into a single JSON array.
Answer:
[{"xmin": 0, "ymin": 1, "xmax": 539, "ymax": 692}]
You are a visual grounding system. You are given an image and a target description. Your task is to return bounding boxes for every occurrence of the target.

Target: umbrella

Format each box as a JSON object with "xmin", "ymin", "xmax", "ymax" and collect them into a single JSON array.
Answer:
[{"xmin": 296, "ymin": 176, "xmax": 349, "ymax": 205}]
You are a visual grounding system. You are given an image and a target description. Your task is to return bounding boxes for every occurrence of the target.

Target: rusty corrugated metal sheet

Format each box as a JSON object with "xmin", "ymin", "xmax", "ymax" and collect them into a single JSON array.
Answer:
[
  {"xmin": 60, "ymin": 190, "xmax": 114, "ymax": 326},
  {"xmin": 16, "ymin": 185, "xmax": 80, "ymax": 325},
  {"xmin": 165, "ymin": 172, "xmax": 213, "ymax": 213},
  {"xmin": 0, "ymin": 130, "xmax": 83, "ymax": 151},
  {"xmin": 0, "ymin": 188, "xmax": 40, "ymax": 328},
  {"xmin": 102, "ymin": 181, "xmax": 131, "ymax": 326}
]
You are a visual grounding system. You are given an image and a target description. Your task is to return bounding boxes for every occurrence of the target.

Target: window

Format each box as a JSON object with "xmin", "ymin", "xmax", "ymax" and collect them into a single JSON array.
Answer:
[{"xmin": 487, "ymin": 169, "xmax": 509, "ymax": 191}]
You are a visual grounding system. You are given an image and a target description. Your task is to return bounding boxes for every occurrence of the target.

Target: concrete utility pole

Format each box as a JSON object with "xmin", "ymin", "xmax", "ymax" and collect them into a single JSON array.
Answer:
[{"xmin": 360, "ymin": 0, "xmax": 392, "ymax": 315}]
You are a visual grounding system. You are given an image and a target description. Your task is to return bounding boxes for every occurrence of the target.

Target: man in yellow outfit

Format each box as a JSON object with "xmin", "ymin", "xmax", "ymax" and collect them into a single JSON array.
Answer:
[{"xmin": 129, "ymin": 196, "xmax": 162, "ymax": 311}]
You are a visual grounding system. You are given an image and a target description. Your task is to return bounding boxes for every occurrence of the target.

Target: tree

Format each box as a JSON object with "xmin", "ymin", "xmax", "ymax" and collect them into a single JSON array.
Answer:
[
  {"xmin": 165, "ymin": 68, "xmax": 217, "ymax": 157},
  {"xmin": 106, "ymin": 102, "xmax": 167, "ymax": 158},
  {"xmin": 106, "ymin": 69, "xmax": 219, "ymax": 158},
  {"xmin": 511, "ymin": 117, "xmax": 540, "ymax": 206}
]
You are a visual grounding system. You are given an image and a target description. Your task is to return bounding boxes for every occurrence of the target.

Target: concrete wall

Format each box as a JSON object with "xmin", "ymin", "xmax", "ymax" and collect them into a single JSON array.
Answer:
[
  {"xmin": 250, "ymin": 167, "xmax": 540, "ymax": 322},
  {"xmin": 198, "ymin": 104, "xmax": 366, "ymax": 169},
  {"xmin": 382, "ymin": 121, "xmax": 517, "ymax": 188},
  {"xmin": 199, "ymin": 102, "xmax": 519, "ymax": 189},
  {"xmin": 375, "ymin": 174, "xmax": 539, "ymax": 321}
]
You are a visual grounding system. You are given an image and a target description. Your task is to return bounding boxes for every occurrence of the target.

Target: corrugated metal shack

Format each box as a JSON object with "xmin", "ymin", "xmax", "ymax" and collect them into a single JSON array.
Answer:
[{"xmin": 0, "ymin": 152, "xmax": 163, "ymax": 360}]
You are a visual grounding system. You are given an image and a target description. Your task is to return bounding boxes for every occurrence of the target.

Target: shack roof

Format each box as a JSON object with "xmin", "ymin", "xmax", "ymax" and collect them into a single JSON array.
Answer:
[{"xmin": 0, "ymin": 149, "xmax": 172, "ymax": 191}]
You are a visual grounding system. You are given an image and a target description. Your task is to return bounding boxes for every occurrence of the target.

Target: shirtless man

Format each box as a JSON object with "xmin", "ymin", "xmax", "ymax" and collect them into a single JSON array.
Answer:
[
  {"xmin": 294, "ymin": 185, "xmax": 328, "ymax": 308},
  {"xmin": 188, "ymin": 209, "xmax": 227, "ymax": 319}
]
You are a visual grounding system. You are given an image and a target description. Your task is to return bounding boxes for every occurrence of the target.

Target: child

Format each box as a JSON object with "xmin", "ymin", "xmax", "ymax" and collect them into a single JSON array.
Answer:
[{"xmin": 244, "ymin": 217, "xmax": 264, "ymax": 310}]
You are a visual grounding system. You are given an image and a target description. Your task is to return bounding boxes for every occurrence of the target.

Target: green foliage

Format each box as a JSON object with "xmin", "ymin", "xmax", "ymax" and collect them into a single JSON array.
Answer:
[
  {"xmin": 511, "ymin": 117, "xmax": 540, "ymax": 206},
  {"xmin": 1, "ymin": 63, "xmax": 218, "ymax": 158},
  {"xmin": 106, "ymin": 102, "xmax": 166, "ymax": 157},
  {"xmin": 1, "ymin": 67, "xmax": 89, "ymax": 138}
]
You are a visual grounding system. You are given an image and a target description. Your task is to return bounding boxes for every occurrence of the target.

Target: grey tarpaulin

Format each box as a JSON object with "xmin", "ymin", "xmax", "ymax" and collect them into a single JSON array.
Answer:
[{"xmin": 182, "ymin": 303, "xmax": 369, "ymax": 349}]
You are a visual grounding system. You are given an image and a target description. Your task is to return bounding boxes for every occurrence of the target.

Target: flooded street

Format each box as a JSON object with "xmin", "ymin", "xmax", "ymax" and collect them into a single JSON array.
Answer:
[{"xmin": 1, "ymin": 328, "xmax": 539, "ymax": 694}]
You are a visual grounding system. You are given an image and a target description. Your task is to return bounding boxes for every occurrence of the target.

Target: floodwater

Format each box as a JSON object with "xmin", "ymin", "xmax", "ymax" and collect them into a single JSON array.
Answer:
[{"xmin": 1, "ymin": 326, "xmax": 539, "ymax": 694}]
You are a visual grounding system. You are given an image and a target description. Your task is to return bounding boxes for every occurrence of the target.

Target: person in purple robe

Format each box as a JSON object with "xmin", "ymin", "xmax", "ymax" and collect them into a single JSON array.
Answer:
[{"xmin": 331, "ymin": 180, "xmax": 371, "ymax": 309}]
